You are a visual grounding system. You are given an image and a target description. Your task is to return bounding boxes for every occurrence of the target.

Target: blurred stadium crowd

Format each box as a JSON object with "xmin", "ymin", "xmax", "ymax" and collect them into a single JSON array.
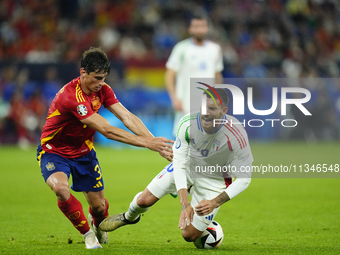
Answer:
[{"xmin": 0, "ymin": 0, "xmax": 340, "ymax": 147}]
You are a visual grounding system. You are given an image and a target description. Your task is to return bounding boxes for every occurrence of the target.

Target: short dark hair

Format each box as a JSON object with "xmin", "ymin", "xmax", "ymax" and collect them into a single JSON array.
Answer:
[
  {"xmin": 188, "ymin": 14, "xmax": 209, "ymax": 27},
  {"xmin": 81, "ymin": 47, "xmax": 110, "ymax": 75},
  {"xmin": 204, "ymin": 88, "xmax": 229, "ymax": 107}
]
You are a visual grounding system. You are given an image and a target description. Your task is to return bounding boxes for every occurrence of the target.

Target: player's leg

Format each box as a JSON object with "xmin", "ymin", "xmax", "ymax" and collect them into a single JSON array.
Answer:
[
  {"xmin": 99, "ymin": 188, "xmax": 156, "ymax": 232},
  {"xmin": 46, "ymin": 171, "xmax": 70, "ymax": 201},
  {"xmin": 124, "ymin": 187, "xmax": 159, "ymax": 221},
  {"xmin": 181, "ymin": 188, "xmax": 221, "ymax": 243},
  {"xmin": 181, "ymin": 224, "xmax": 204, "ymax": 242},
  {"xmin": 41, "ymin": 155, "xmax": 92, "ymax": 236},
  {"xmin": 83, "ymin": 190, "xmax": 108, "ymax": 244},
  {"xmin": 39, "ymin": 148, "xmax": 101, "ymax": 249},
  {"xmin": 70, "ymin": 150, "xmax": 107, "ymax": 246},
  {"xmin": 99, "ymin": 163, "xmax": 177, "ymax": 232},
  {"xmin": 43, "ymin": 168, "xmax": 100, "ymax": 248}
]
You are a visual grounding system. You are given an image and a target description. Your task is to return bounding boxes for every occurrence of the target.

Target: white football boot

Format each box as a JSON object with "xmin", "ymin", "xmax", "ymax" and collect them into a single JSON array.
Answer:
[
  {"xmin": 98, "ymin": 213, "xmax": 140, "ymax": 232},
  {"xmin": 82, "ymin": 229, "xmax": 102, "ymax": 249},
  {"xmin": 88, "ymin": 214, "xmax": 109, "ymax": 244}
]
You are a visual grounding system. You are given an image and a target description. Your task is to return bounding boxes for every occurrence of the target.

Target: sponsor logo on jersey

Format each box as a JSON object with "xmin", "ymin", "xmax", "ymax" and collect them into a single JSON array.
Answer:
[
  {"xmin": 46, "ymin": 162, "xmax": 55, "ymax": 171},
  {"xmin": 175, "ymin": 137, "xmax": 181, "ymax": 149},
  {"xmin": 77, "ymin": 104, "xmax": 88, "ymax": 116}
]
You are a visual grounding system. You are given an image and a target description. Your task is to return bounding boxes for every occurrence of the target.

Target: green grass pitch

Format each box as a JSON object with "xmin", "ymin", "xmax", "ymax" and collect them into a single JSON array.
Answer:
[{"xmin": 0, "ymin": 142, "xmax": 339, "ymax": 254}]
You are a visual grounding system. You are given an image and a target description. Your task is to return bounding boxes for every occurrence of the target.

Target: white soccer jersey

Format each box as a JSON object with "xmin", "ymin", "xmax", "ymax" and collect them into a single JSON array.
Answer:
[
  {"xmin": 166, "ymin": 39, "xmax": 224, "ymax": 115},
  {"xmin": 173, "ymin": 113, "xmax": 253, "ymax": 200}
]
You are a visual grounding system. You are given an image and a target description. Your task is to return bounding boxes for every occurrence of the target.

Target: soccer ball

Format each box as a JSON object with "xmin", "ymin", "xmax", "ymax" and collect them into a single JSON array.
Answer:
[{"xmin": 194, "ymin": 220, "xmax": 224, "ymax": 249}]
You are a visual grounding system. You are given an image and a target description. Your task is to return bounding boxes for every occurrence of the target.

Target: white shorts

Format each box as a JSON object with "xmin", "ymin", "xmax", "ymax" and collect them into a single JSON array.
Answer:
[{"xmin": 147, "ymin": 163, "xmax": 221, "ymax": 232}]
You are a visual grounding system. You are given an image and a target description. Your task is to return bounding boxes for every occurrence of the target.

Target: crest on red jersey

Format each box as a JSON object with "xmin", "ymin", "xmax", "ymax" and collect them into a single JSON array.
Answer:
[{"xmin": 91, "ymin": 97, "xmax": 101, "ymax": 113}]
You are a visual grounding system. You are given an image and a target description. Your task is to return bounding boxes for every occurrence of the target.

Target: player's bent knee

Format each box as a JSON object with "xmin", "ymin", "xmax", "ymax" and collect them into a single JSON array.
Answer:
[
  {"xmin": 90, "ymin": 205, "xmax": 105, "ymax": 214},
  {"xmin": 137, "ymin": 191, "xmax": 158, "ymax": 208},
  {"xmin": 137, "ymin": 194, "xmax": 153, "ymax": 208},
  {"xmin": 89, "ymin": 200, "xmax": 106, "ymax": 213},
  {"xmin": 182, "ymin": 227, "xmax": 202, "ymax": 242},
  {"xmin": 182, "ymin": 232, "xmax": 197, "ymax": 242},
  {"xmin": 52, "ymin": 183, "xmax": 70, "ymax": 201}
]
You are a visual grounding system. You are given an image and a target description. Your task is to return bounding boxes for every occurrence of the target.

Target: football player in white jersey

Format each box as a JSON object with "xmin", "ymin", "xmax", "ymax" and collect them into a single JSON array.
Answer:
[
  {"xmin": 99, "ymin": 88, "xmax": 253, "ymax": 243},
  {"xmin": 165, "ymin": 15, "xmax": 224, "ymax": 134}
]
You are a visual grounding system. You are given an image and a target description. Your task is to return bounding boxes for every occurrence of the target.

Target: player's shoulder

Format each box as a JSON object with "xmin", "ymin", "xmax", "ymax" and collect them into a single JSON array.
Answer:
[
  {"xmin": 205, "ymin": 40, "xmax": 222, "ymax": 49},
  {"xmin": 223, "ymin": 114, "xmax": 248, "ymax": 135},
  {"xmin": 174, "ymin": 39, "xmax": 192, "ymax": 49},
  {"xmin": 58, "ymin": 77, "xmax": 83, "ymax": 106},
  {"xmin": 221, "ymin": 114, "xmax": 251, "ymax": 151},
  {"xmin": 176, "ymin": 113, "xmax": 198, "ymax": 134},
  {"xmin": 60, "ymin": 77, "xmax": 79, "ymax": 93}
]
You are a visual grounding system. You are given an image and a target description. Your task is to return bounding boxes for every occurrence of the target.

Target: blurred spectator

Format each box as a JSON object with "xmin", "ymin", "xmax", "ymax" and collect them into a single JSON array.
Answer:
[
  {"xmin": 0, "ymin": 0, "xmax": 338, "ymax": 80},
  {"xmin": 0, "ymin": 0, "xmax": 339, "ymax": 142},
  {"xmin": 0, "ymin": 89, "xmax": 10, "ymax": 142},
  {"xmin": 42, "ymin": 66, "xmax": 62, "ymax": 105},
  {"xmin": 0, "ymin": 65, "xmax": 17, "ymax": 101}
]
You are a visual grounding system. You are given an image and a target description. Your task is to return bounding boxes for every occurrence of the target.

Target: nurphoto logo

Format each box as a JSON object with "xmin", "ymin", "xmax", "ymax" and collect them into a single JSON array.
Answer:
[{"xmin": 198, "ymin": 83, "xmax": 312, "ymax": 128}]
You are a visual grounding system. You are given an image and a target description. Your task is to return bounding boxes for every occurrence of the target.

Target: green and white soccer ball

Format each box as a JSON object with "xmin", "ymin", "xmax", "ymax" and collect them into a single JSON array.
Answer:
[{"xmin": 194, "ymin": 220, "xmax": 224, "ymax": 249}]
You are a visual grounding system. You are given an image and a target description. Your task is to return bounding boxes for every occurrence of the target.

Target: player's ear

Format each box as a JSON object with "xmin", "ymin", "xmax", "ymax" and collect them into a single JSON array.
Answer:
[
  {"xmin": 80, "ymin": 68, "xmax": 86, "ymax": 76},
  {"xmin": 223, "ymin": 106, "xmax": 228, "ymax": 115}
]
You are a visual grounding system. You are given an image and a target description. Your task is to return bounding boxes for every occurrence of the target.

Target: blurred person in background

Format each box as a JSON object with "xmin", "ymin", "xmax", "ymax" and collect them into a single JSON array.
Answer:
[
  {"xmin": 36, "ymin": 47, "xmax": 173, "ymax": 249},
  {"xmin": 165, "ymin": 15, "xmax": 224, "ymax": 135},
  {"xmin": 42, "ymin": 66, "xmax": 63, "ymax": 105},
  {"xmin": 0, "ymin": 89, "xmax": 10, "ymax": 143}
]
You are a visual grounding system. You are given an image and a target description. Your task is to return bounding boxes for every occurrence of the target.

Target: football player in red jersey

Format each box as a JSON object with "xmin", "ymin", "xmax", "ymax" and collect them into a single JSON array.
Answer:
[{"xmin": 37, "ymin": 47, "xmax": 174, "ymax": 249}]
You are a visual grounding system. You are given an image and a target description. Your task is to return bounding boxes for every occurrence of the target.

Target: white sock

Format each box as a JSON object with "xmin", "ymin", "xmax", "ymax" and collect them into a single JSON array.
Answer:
[{"xmin": 125, "ymin": 192, "xmax": 150, "ymax": 221}]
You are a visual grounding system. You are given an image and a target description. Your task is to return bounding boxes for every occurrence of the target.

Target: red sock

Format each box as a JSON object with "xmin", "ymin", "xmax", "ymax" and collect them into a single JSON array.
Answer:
[
  {"xmin": 58, "ymin": 194, "xmax": 90, "ymax": 235},
  {"xmin": 89, "ymin": 198, "xmax": 109, "ymax": 228}
]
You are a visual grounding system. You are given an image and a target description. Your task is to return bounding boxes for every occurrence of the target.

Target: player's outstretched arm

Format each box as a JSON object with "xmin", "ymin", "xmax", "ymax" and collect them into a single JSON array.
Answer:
[
  {"xmin": 81, "ymin": 113, "xmax": 173, "ymax": 161},
  {"xmin": 107, "ymin": 103, "xmax": 174, "ymax": 161},
  {"xmin": 107, "ymin": 103, "xmax": 154, "ymax": 138}
]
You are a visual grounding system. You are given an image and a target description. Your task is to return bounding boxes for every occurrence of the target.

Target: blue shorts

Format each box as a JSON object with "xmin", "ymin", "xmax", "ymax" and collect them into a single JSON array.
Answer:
[{"xmin": 37, "ymin": 145, "xmax": 104, "ymax": 192}]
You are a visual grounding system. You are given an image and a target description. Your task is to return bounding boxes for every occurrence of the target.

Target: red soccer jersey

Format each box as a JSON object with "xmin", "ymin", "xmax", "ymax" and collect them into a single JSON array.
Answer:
[{"xmin": 40, "ymin": 77, "xmax": 119, "ymax": 158}]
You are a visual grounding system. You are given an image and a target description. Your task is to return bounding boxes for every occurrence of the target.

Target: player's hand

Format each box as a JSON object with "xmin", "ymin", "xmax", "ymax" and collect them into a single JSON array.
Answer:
[
  {"xmin": 147, "ymin": 137, "xmax": 174, "ymax": 161},
  {"xmin": 195, "ymin": 199, "xmax": 217, "ymax": 216},
  {"xmin": 172, "ymin": 97, "xmax": 183, "ymax": 112},
  {"xmin": 158, "ymin": 149, "xmax": 173, "ymax": 162},
  {"xmin": 179, "ymin": 204, "xmax": 194, "ymax": 230}
]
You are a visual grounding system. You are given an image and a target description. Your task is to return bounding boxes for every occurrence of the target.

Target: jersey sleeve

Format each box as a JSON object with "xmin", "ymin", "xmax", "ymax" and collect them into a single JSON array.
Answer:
[
  {"xmin": 173, "ymin": 116, "xmax": 191, "ymax": 191},
  {"xmin": 102, "ymin": 84, "xmax": 119, "ymax": 108},
  {"xmin": 165, "ymin": 42, "xmax": 183, "ymax": 72},
  {"xmin": 224, "ymin": 151, "xmax": 252, "ymax": 199},
  {"xmin": 225, "ymin": 174, "xmax": 251, "ymax": 199},
  {"xmin": 225, "ymin": 126, "xmax": 253, "ymax": 199},
  {"xmin": 62, "ymin": 91, "xmax": 95, "ymax": 121}
]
